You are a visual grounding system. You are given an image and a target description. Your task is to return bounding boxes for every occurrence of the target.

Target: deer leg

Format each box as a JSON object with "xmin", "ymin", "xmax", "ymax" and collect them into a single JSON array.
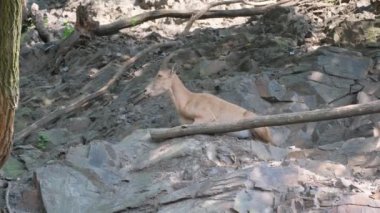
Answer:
[{"xmin": 243, "ymin": 111, "xmax": 272, "ymax": 144}]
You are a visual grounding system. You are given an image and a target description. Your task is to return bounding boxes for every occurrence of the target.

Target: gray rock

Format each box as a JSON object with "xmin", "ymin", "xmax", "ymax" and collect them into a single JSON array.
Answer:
[
  {"xmin": 37, "ymin": 128, "xmax": 71, "ymax": 147},
  {"xmin": 217, "ymin": 75, "xmax": 271, "ymax": 113},
  {"xmin": 225, "ymin": 52, "xmax": 260, "ymax": 73},
  {"xmin": 158, "ymin": 198, "xmax": 234, "ymax": 213},
  {"xmin": 255, "ymin": 75, "xmax": 287, "ymax": 102},
  {"xmin": 233, "ymin": 190, "xmax": 274, "ymax": 213},
  {"xmin": 248, "ymin": 141, "xmax": 289, "ymax": 161},
  {"xmin": 348, "ymin": 152, "xmax": 380, "ymax": 168},
  {"xmin": 308, "ymin": 81, "xmax": 348, "ymax": 104},
  {"xmin": 66, "ymin": 141, "xmax": 123, "ymax": 186},
  {"xmin": 36, "ymin": 164, "xmax": 106, "ymax": 213},
  {"xmin": 18, "ymin": 147, "xmax": 44, "ymax": 170},
  {"xmin": 65, "ymin": 117, "xmax": 91, "ymax": 133},
  {"xmin": 307, "ymin": 71, "xmax": 354, "ymax": 89},
  {"xmin": 297, "ymin": 159, "xmax": 351, "ymax": 178},
  {"xmin": 318, "ymin": 54, "xmax": 372, "ymax": 80},
  {"xmin": 312, "ymin": 121, "xmax": 349, "ymax": 145},
  {"xmin": 341, "ymin": 137, "xmax": 380, "ymax": 154},
  {"xmin": 195, "ymin": 59, "xmax": 227, "ymax": 77},
  {"xmin": 250, "ymin": 164, "xmax": 300, "ymax": 192},
  {"xmin": 328, "ymin": 94, "xmax": 356, "ymax": 107},
  {"xmin": 1, "ymin": 156, "xmax": 26, "ymax": 179},
  {"xmin": 357, "ymin": 91, "xmax": 377, "ymax": 104}
]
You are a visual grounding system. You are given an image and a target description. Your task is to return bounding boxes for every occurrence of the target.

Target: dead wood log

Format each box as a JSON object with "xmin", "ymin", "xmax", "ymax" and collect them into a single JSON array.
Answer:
[
  {"xmin": 150, "ymin": 100, "xmax": 380, "ymax": 141},
  {"xmin": 48, "ymin": 3, "xmax": 100, "ymax": 74},
  {"xmin": 182, "ymin": 0, "xmax": 244, "ymax": 35},
  {"xmin": 15, "ymin": 41, "xmax": 179, "ymax": 143},
  {"xmin": 94, "ymin": 0, "xmax": 294, "ymax": 36}
]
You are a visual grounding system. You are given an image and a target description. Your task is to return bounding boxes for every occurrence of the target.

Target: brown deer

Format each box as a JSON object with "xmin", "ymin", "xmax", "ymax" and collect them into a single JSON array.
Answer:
[{"xmin": 145, "ymin": 50, "xmax": 272, "ymax": 143}]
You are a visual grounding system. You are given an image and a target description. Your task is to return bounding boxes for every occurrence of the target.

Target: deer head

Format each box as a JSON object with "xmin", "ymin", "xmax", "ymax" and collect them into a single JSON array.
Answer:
[{"xmin": 145, "ymin": 68, "xmax": 176, "ymax": 97}]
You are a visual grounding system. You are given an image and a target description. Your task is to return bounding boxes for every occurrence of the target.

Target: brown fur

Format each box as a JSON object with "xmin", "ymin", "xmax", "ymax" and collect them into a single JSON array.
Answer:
[{"xmin": 145, "ymin": 53, "xmax": 272, "ymax": 143}]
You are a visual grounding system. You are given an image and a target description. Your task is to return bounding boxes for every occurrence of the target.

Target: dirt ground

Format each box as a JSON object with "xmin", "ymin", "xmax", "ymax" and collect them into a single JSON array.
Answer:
[{"xmin": 2, "ymin": 0, "xmax": 380, "ymax": 212}]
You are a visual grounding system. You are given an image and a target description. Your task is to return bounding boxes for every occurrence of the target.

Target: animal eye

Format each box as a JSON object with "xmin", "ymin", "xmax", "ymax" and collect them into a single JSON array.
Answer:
[{"xmin": 157, "ymin": 74, "xmax": 162, "ymax": 78}]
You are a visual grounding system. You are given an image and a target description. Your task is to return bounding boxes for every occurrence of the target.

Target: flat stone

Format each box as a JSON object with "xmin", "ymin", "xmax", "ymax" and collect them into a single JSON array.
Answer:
[
  {"xmin": 218, "ymin": 75, "xmax": 271, "ymax": 113},
  {"xmin": 18, "ymin": 147, "xmax": 44, "ymax": 170},
  {"xmin": 308, "ymin": 81, "xmax": 348, "ymax": 104},
  {"xmin": 256, "ymin": 75, "xmax": 287, "ymax": 102},
  {"xmin": 88, "ymin": 141, "xmax": 119, "ymax": 168},
  {"xmin": 233, "ymin": 190, "xmax": 275, "ymax": 213},
  {"xmin": 297, "ymin": 159, "xmax": 351, "ymax": 178},
  {"xmin": 2, "ymin": 156, "xmax": 26, "ymax": 179},
  {"xmin": 318, "ymin": 54, "xmax": 372, "ymax": 80},
  {"xmin": 307, "ymin": 71, "xmax": 354, "ymax": 89},
  {"xmin": 341, "ymin": 137, "xmax": 380, "ymax": 154},
  {"xmin": 196, "ymin": 59, "xmax": 227, "ymax": 77},
  {"xmin": 248, "ymin": 141, "xmax": 289, "ymax": 161},
  {"xmin": 348, "ymin": 152, "xmax": 380, "ymax": 167},
  {"xmin": 312, "ymin": 121, "xmax": 348, "ymax": 145},
  {"xmin": 249, "ymin": 164, "xmax": 300, "ymax": 192},
  {"xmin": 66, "ymin": 117, "xmax": 91, "ymax": 133},
  {"xmin": 66, "ymin": 141, "xmax": 123, "ymax": 186},
  {"xmin": 36, "ymin": 164, "xmax": 105, "ymax": 213},
  {"xmin": 327, "ymin": 94, "xmax": 356, "ymax": 107},
  {"xmin": 37, "ymin": 128, "xmax": 71, "ymax": 147}
]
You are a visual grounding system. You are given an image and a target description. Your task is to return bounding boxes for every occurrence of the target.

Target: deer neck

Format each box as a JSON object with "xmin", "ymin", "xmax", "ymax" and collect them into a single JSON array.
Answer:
[{"xmin": 168, "ymin": 74, "xmax": 191, "ymax": 112}]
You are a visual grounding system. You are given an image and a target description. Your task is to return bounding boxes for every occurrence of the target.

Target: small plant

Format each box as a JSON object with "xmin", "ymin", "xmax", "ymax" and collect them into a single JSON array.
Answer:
[
  {"xmin": 43, "ymin": 15, "xmax": 49, "ymax": 27},
  {"xmin": 62, "ymin": 20, "xmax": 75, "ymax": 39},
  {"xmin": 131, "ymin": 17, "xmax": 138, "ymax": 26},
  {"xmin": 36, "ymin": 133, "xmax": 49, "ymax": 150}
]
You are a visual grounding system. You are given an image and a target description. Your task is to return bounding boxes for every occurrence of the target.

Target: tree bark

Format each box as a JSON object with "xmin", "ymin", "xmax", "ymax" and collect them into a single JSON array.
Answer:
[
  {"xmin": 150, "ymin": 100, "xmax": 380, "ymax": 141},
  {"xmin": 0, "ymin": 0, "xmax": 22, "ymax": 168}
]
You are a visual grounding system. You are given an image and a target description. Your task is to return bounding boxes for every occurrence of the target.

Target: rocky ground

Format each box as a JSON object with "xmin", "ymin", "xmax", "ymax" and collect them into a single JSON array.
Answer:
[{"xmin": 2, "ymin": 0, "xmax": 380, "ymax": 212}]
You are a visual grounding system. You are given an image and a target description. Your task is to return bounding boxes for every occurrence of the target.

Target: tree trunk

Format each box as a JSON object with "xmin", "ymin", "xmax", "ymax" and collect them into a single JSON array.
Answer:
[{"xmin": 0, "ymin": 0, "xmax": 22, "ymax": 168}]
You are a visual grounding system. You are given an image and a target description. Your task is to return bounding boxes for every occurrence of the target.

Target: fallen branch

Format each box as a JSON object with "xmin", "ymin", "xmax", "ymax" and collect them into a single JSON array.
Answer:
[
  {"xmin": 94, "ymin": 0, "xmax": 294, "ymax": 36},
  {"xmin": 150, "ymin": 100, "xmax": 380, "ymax": 141},
  {"xmin": 182, "ymin": 0, "xmax": 243, "ymax": 35},
  {"xmin": 15, "ymin": 41, "xmax": 179, "ymax": 143}
]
